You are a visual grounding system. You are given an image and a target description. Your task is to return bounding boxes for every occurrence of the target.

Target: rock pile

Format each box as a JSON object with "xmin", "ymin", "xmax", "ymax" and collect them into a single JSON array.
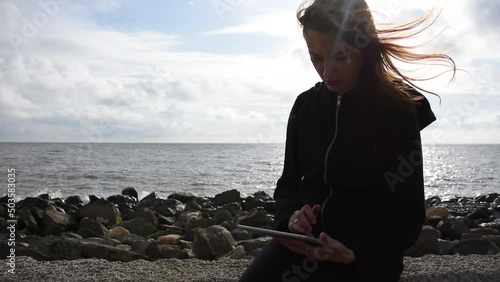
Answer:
[{"xmin": 0, "ymin": 189, "xmax": 499, "ymax": 262}]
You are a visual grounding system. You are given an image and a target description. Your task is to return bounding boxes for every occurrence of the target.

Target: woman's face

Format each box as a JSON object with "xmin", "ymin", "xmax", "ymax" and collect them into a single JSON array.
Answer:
[{"xmin": 304, "ymin": 29, "xmax": 364, "ymax": 94}]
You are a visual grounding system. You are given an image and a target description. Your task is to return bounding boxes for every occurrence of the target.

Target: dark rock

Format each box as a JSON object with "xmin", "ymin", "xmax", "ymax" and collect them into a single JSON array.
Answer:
[
  {"xmin": 183, "ymin": 217, "xmax": 216, "ymax": 242},
  {"xmin": 65, "ymin": 195, "xmax": 83, "ymax": 206},
  {"xmin": 486, "ymin": 235, "xmax": 500, "ymax": 248},
  {"xmin": 214, "ymin": 189, "xmax": 241, "ymax": 206},
  {"xmin": 38, "ymin": 193, "xmax": 51, "ymax": 200},
  {"xmin": 77, "ymin": 217, "xmax": 108, "ymax": 238},
  {"xmin": 80, "ymin": 241, "xmax": 148, "ymax": 261},
  {"xmin": 426, "ymin": 196, "xmax": 441, "ymax": 207},
  {"xmin": 61, "ymin": 232, "xmax": 83, "ymax": 240},
  {"xmin": 5, "ymin": 235, "xmax": 82, "ymax": 260},
  {"xmin": 122, "ymin": 187, "xmax": 138, "ymax": 201},
  {"xmin": 43, "ymin": 205, "xmax": 75, "ymax": 235},
  {"xmin": 237, "ymin": 237, "xmax": 271, "ymax": 254},
  {"xmin": 237, "ymin": 210, "xmax": 274, "ymax": 227},
  {"xmin": 221, "ymin": 202, "xmax": 242, "ymax": 216},
  {"xmin": 140, "ymin": 191, "xmax": 158, "ymax": 202},
  {"xmin": 122, "ymin": 233, "xmax": 146, "ymax": 246},
  {"xmin": 475, "ymin": 193, "xmax": 499, "ymax": 203},
  {"xmin": 168, "ymin": 192, "xmax": 198, "ymax": 203},
  {"xmin": 405, "ymin": 226, "xmax": 439, "ymax": 257},
  {"xmin": 136, "ymin": 198, "xmax": 184, "ymax": 217},
  {"xmin": 128, "ymin": 239, "xmax": 161, "ymax": 260},
  {"xmin": 470, "ymin": 227, "xmax": 500, "ymax": 236},
  {"xmin": 158, "ymin": 234, "xmax": 181, "ymax": 245},
  {"xmin": 467, "ymin": 208, "xmax": 491, "ymax": 220},
  {"xmin": 157, "ymin": 215, "xmax": 176, "ymax": 225},
  {"xmin": 30, "ymin": 207, "xmax": 44, "ymax": 226},
  {"xmin": 231, "ymin": 229, "xmax": 253, "ymax": 241},
  {"xmin": 18, "ymin": 197, "xmax": 53, "ymax": 210},
  {"xmin": 120, "ymin": 218, "xmax": 157, "ymax": 238},
  {"xmin": 125, "ymin": 209, "xmax": 159, "ymax": 228},
  {"xmin": 84, "ymin": 237, "xmax": 119, "ymax": 247},
  {"xmin": 88, "ymin": 195, "xmax": 100, "ymax": 203},
  {"xmin": 447, "ymin": 221, "xmax": 471, "ymax": 240},
  {"xmin": 448, "ymin": 238, "xmax": 500, "ymax": 255},
  {"xmin": 159, "ymin": 247, "xmax": 190, "ymax": 259},
  {"xmin": 185, "ymin": 199, "xmax": 203, "ymax": 212},
  {"xmin": 78, "ymin": 199, "xmax": 122, "ymax": 226},
  {"xmin": 214, "ymin": 210, "xmax": 233, "ymax": 224},
  {"xmin": 192, "ymin": 225, "xmax": 235, "ymax": 260},
  {"xmin": 460, "ymin": 233, "xmax": 484, "ymax": 240},
  {"xmin": 174, "ymin": 211, "xmax": 203, "ymax": 228},
  {"xmin": 20, "ymin": 207, "xmax": 42, "ymax": 235},
  {"xmin": 253, "ymin": 191, "xmax": 272, "ymax": 201},
  {"xmin": 107, "ymin": 195, "xmax": 136, "ymax": 212},
  {"xmin": 220, "ymin": 220, "xmax": 237, "ymax": 231},
  {"xmin": 437, "ymin": 239, "xmax": 458, "ymax": 255}
]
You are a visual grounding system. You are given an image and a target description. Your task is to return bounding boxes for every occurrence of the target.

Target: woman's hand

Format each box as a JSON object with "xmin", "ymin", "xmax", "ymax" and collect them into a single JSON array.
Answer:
[
  {"xmin": 288, "ymin": 204, "xmax": 322, "ymax": 235},
  {"xmin": 275, "ymin": 232, "xmax": 356, "ymax": 264}
]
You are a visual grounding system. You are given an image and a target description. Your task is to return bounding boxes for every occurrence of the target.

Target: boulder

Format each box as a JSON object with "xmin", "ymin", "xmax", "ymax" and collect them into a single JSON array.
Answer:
[
  {"xmin": 448, "ymin": 238, "xmax": 500, "ymax": 255},
  {"xmin": 222, "ymin": 245, "xmax": 247, "ymax": 259},
  {"xmin": 174, "ymin": 211, "xmax": 202, "ymax": 228},
  {"xmin": 475, "ymin": 193, "xmax": 499, "ymax": 203},
  {"xmin": 467, "ymin": 208, "xmax": 491, "ymax": 220},
  {"xmin": 122, "ymin": 233, "xmax": 146, "ymax": 246},
  {"xmin": 469, "ymin": 227, "xmax": 500, "ymax": 236},
  {"xmin": 237, "ymin": 210, "xmax": 274, "ymax": 227},
  {"xmin": 20, "ymin": 207, "xmax": 42, "ymax": 235},
  {"xmin": 426, "ymin": 207, "xmax": 449, "ymax": 219},
  {"xmin": 167, "ymin": 192, "xmax": 199, "ymax": 203},
  {"xmin": 7, "ymin": 235, "xmax": 82, "ymax": 261},
  {"xmin": 159, "ymin": 245, "xmax": 190, "ymax": 259},
  {"xmin": 237, "ymin": 237, "xmax": 271, "ymax": 254},
  {"xmin": 405, "ymin": 226, "xmax": 439, "ymax": 257},
  {"xmin": 106, "ymin": 227, "xmax": 130, "ymax": 241},
  {"xmin": 107, "ymin": 195, "xmax": 136, "ymax": 212},
  {"xmin": 158, "ymin": 215, "xmax": 176, "ymax": 225},
  {"xmin": 78, "ymin": 199, "xmax": 121, "ymax": 226},
  {"xmin": 43, "ymin": 205, "xmax": 75, "ymax": 235},
  {"xmin": 192, "ymin": 225, "xmax": 235, "ymax": 260},
  {"xmin": 136, "ymin": 198, "xmax": 184, "ymax": 217},
  {"xmin": 125, "ymin": 209, "xmax": 159, "ymax": 228},
  {"xmin": 18, "ymin": 197, "xmax": 53, "ymax": 210},
  {"xmin": 77, "ymin": 217, "xmax": 108, "ymax": 238},
  {"xmin": 84, "ymin": 237, "xmax": 119, "ymax": 247},
  {"xmin": 65, "ymin": 196, "xmax": 83, "ymax": 206},
  {"xmin": 128, "ymin": 239, "xmax": 161, "ymax": 260},
  {"xmin": 231, "ymin": 229, "xmax": 253, "ymax": 241},
  {"xmin": 80, "ymin": 241, "xmax": 148, "ymax": 261},
  {"xmin": 158, "ymin": 234, "xmax": 181, "ymax": 245},
  {"xmin": 447, "ymin": 221, "xmax": 471, "ymax": 240},
  {"xmin": 214, "ymin": 210, "xmax": 233, "ymax": 225},
  {"xmin": 119, "ymin": 218, "xmax": 157, "ymax": 238},
  {"xmin": 214, "ymin": 189, "xmax": 241, "ymax": 206},
  {"xmin": 122, "ymin": 187, "xmax": 138, "ymax": 201},
  {"xmin": 185, "ymin": 199, "xmax": 203, "ymax": 212},
  {"xmin": 486, "ymin": 235, "xmax": 500, "ymax": 248},
  {"xmin": 437, "ymin": 239, "xmax": 458, "ymax": 255},
  {"xmin": 183, "ymin": 217, "xmax": 216, "ymax": 242}
]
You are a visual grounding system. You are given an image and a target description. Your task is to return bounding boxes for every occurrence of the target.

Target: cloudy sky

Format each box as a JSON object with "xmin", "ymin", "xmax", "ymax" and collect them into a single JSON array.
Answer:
[{"xmin": 0, "ymin": 0, "xmax": 498, "ymax": 144}]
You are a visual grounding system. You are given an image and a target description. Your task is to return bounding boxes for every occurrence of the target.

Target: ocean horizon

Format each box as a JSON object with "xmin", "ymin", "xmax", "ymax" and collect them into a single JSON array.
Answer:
[{"xmin": 1, "ymin": 142, "xmax": 499, "ymax": 202}]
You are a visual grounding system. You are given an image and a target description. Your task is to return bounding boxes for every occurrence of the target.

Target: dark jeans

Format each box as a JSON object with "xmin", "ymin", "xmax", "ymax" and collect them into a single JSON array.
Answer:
[{"xmin": 239, "ymin": 239, "xmax": 360, "ymax": 282}]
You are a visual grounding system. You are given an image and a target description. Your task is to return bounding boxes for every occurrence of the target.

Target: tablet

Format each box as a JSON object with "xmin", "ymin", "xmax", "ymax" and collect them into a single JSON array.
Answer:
[{"xmin": 237, "ymin": 224, "xmax": 323, "ymax": 245}]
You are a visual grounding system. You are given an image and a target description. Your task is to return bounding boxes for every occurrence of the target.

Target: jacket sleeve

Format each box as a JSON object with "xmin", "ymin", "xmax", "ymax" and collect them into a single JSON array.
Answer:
[
  {"xmin": 343, "ymin": 111, "xmax": 427, "ymax": 281},
  {"xmin": 273, "ymin": 93, "xmax": 307, "ymax": 232}
]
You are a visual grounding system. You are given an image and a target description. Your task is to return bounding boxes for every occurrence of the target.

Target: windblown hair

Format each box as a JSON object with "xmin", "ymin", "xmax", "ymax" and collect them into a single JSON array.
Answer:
[{"xmin": 297, "ymin": 0, "xmax": 457, "ymax": 111}]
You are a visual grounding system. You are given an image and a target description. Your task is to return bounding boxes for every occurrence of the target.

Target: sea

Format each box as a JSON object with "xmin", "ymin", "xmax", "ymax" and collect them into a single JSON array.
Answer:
[{"xmin": 0, "ymin": 143, "xmax": 499, "ymax": 202}]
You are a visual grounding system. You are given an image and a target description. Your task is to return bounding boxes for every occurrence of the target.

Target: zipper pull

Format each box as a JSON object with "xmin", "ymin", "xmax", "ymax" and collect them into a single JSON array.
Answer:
[{"xmin": 337, "ymin": 94, "xmax": 342, "ymax": 107}]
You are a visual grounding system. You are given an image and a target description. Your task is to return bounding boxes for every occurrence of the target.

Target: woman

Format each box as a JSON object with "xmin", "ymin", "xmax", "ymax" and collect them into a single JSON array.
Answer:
[{"xmin": 239, "ymin": 0, "xmax": 456, "ymax": 281}]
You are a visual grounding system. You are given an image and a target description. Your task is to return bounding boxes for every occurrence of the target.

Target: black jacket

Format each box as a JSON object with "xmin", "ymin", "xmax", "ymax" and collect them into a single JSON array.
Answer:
[{"xmin": 273, "ymin": 81, "xmax": 436, "ymax": 280}]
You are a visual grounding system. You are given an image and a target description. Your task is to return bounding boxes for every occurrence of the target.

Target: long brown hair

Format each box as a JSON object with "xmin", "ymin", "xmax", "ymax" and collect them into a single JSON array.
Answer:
[{"xmin": 297, "ymin": 0, "xmax": 457, "ymax": 111}]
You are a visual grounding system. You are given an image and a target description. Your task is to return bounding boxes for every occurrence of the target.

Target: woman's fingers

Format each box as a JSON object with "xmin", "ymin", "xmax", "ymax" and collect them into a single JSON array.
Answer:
[{"xmin": 289, "ymin": 204, "xmax": 322, "ymax": 234}]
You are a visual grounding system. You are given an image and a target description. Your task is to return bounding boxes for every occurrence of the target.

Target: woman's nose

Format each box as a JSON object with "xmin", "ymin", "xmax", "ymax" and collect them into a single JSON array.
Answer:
[{"xmin": 323, "ymin": 58, "xmax": 337, "ymax": 78}]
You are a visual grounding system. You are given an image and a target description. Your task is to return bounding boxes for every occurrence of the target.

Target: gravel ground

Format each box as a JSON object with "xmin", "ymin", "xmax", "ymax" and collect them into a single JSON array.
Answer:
[{"xmin": 0, "ymin": 254, "xmax": 499, "ymax": 282}]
